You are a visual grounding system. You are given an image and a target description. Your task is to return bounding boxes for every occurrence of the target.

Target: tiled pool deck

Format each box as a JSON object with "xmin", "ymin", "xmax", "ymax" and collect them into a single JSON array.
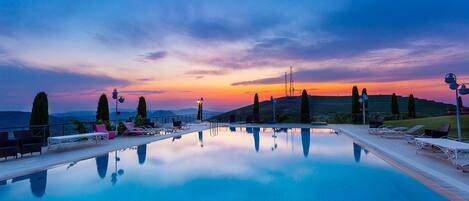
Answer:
[
  {"xmin": 0, "ymin": 123, "xmax": 467, "ymax": 200},
  {"xmin": 331, "ymin": 124, "xmax": 469, "ymax": 200}
]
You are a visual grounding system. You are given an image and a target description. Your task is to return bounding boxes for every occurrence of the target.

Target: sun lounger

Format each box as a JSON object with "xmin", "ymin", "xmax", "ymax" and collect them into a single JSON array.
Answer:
[
  {"xmin": 369, "ymin": 116, "xmax": 384, "ymax": 128},
  {"xmin": 94, "ymin": 124, "xmax": 116, "ymax": 139},
  {"xmin": 123, "ymin": 122, "xmax": 150, "ymax": 136},
  {"xmin": 48, "ymin": 132, "xmax": 108, "ymax": 150},
  {"xmin": 369, "ymin": 125, "xmax": 424, "ymax": 138},
  {"xmin": 405, "ymin": 123, "xmax": 450, "ymax": 143},
  {"xmin": 415, "ymin": 138, "xmax": 469, "ymax": 167}
]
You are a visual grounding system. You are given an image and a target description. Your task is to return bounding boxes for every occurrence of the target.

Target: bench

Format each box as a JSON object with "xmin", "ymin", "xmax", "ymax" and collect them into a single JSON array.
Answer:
[{"xmin": 48, "ymin": 132, "xmax": 108, "ymax": 150}]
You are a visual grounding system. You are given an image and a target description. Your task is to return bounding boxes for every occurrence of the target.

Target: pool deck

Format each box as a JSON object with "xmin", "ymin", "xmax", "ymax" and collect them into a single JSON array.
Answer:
[
  {"xmin": 331, "ymin": 124, "xmax": 469, "ymax": 200},
  {"xmin": 0, "ymin": 123, "xmax": 210, "ymax": 181}
]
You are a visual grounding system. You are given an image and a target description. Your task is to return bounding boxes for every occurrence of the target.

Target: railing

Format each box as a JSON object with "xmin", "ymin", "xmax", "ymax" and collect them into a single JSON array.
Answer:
[{"xmin": 0, "ymin": 114, "xmax": 199, "ymax": 142}]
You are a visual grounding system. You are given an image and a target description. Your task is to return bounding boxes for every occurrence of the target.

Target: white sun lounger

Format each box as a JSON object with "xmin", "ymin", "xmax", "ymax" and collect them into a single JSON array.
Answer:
[
  {"xmin": 48, "ymin": 132, "xmax": 108, "ymax": 150},
  {"xmin": 415, "ymin": 138, "xmax": 469, "ymax": 166},
  {"xmin": 369, "ymin": 125, "xmax": 424, "ymax": 138}
]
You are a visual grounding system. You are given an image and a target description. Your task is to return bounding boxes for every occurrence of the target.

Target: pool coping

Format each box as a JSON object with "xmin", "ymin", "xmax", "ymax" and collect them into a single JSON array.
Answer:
[{"xmin": 334, "ymin": 125, "xmax": 468, "ymax": 201}]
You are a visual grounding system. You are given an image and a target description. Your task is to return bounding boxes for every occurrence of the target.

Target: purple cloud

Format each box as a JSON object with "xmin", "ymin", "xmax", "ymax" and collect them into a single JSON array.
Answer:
[
  {"xmin": 232, "ymin": 59, "xmax": 469, "ymax": 86},
  {"xmin": 120, "ymin": 90, "xmax": 165, "ymax": 95},
  {"xmin": 139, "ymin": 51, "xmax": 167, "ymax": 62},
  {"xmin": 185, "ymin": 69, "xmax": 229, "ymax": 76}
]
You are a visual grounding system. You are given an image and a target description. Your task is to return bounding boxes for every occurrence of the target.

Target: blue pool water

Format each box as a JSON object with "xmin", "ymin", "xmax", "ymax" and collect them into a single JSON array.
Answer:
[{"xmin": 0, "ymin": 127, "xmax": 446, "ymax": 201}]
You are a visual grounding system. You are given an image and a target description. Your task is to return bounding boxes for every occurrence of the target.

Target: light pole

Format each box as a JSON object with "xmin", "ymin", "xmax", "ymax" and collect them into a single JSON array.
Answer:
[
  {"xmin": 271, "ymin": 96, "xmax": 277, "ymax": 122},
  {"xmin": 112, "ymin": 89, "xmax": 125, "ymax": 134},
  {"xmin": 359, "ymin": 93, "xmax": 368, "ymax": 125},
  {"xmin": 444, "ymin": 73, "xmax": 468, "ymax": 141},
  {"xmin": 197, "ymin": 97, "xmax": 204, "ymax": 121}
]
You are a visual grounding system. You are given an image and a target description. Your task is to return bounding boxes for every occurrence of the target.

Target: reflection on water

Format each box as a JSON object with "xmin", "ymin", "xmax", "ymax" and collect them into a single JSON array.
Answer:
[
  {"xmin": 353, "ymin": 143, "xmax": 362, "ymax": 163},
  {"xmin": 301, "ymin": 128, "xmax": 311, "ymax": 158},
  {"xmin": 95, "ymin": 154, "xmax": 109, "ymax": 179},
  {"xmin": 137, "ymin": 145, "xmax": 147, "ymax": 165},
  {"xmin": 252, "ymin": 127, "xmax": 260, "ymax": 152},
  {"xmin": 0, "ymin": 127, "xmax": 446, "ymax": 201},
  {"xmin": 111, "ymin": 151, "xmax": 124, "ymax": 185},
  {"xmin": 198, "ymin": 131, "xmax": 204, "ymax": 147},
  {"xmin": 9, "ymin": 170, "xmax": 48, "ymax": 198}
]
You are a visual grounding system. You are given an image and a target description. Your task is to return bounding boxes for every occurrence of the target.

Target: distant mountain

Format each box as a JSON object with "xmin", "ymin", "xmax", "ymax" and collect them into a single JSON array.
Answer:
[
  {"xmin": 172, "ymin": 108, "xmax": 222, "ymax": 118},
  {"xmin": 211, "ymin": 95, "xmax": 453, "ymax": 123},
  {"xmin": 52, "ymin": 108, "xmax": 221, "ymax": 121},
  {"xmin": 0, "ymin": 111, "xmax": 66, "ymax": 128}
]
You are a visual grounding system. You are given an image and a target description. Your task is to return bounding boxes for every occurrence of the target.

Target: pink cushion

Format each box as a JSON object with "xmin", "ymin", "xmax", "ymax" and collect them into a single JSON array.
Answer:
[{"xmin": 94, "ymin": 124, "xmax": 116, "ymax": 140}]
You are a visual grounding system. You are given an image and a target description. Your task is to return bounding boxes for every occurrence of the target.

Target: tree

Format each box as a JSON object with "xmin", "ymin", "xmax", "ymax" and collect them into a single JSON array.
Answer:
[
  {"xmin": 96, "ymin": 94, "xmax": 110, "ymax": 122},
  {"xmin": 30, "ymin": 92, "xmax": 49, "ymax": 143},
  {"xmin": 391, "ymin": 93, "xmax": 400, "ymax": 119},
  {"xmin": 351, "ymin": 86, "xmax": 360, "ymax": 123},
  {"xmin": 408, "ymin": 94, "xmax": 416, "ymax": 119},
  {"xmin": 300, "ymin": 89, "xmax": 311, "ymax": 123},
  {"xmin": 253, "ymin": 93, "xmax": 260, "ymax": 123},
  {"xmin": 137, "ymin": 96, "xmax": 147, "ymax": 118}
]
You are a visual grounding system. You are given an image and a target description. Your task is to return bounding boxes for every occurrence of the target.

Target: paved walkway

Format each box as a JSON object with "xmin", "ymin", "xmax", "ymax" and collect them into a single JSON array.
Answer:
[
  {"xmin": 0, "ymin": 123, "xmax": 209, "ymax": 181},
  {"xmin": 332, "ymin": 124, "xmax": 469, "ymax": 200}
]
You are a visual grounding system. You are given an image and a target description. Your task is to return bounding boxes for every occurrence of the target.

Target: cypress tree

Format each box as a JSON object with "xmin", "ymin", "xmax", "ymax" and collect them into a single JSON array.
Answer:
[
  {"xmin": 408, "ymin": 94, "xmax": 416, "ymax": 119},
  {"xmin": 253, "ymin": 93, "xmax": 260, "ymax": 123},
  {"xmin": 137, "ymin": 96, "xmax": 147, "ymax": 118},
  {"xmin": 30, "ymin": 92, "xmax": 49, "ymax": 142},
  {"xmin": 351, "ymin": 86, "xmax": 360, "ymax": 123},
  {"xmin": 391, "ymin": 93, "xmax": 400, "ymax": 119},
  {"xmin": 96, "ymin": 94, "xmax": 110, "ymax": 122},
  {"xmin": 300, "ymin": 89, "xmax": 310, "ymax": 123}
]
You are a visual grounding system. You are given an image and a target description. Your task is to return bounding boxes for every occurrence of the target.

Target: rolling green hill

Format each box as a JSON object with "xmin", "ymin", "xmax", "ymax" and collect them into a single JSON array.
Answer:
[{"xmin": 211, "ymin": 95, "xmax": 453, "ymax": 123}]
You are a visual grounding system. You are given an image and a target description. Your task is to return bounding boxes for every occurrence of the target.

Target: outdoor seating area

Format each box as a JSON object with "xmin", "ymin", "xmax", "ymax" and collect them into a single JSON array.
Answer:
[
  {"xmin": 0, "ymin": 117, "xmax": 196, "ymax": 161},
  {"xmin": 0, "ymin": 130, "xmax": 42, "ymax": 160}
]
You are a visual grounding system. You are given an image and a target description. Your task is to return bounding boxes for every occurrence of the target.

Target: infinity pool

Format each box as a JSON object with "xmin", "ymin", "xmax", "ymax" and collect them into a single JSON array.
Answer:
[{"xmin": 0, "ymin": 127, "xmax": 446, "ymax": 201}]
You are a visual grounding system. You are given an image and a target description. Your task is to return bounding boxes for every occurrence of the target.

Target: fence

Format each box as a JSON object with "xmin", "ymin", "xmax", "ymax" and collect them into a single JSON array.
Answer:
[{"xmin": 0, "ymin": 114, "xmax": 199, "ymax": 142}]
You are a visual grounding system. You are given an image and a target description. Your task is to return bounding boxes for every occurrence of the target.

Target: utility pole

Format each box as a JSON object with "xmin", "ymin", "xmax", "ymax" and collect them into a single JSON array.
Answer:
[
  {"xmin": 284, "ymin": 72, "xmax": 288, "ymax": 97},
  {"xmin": 290, "ymin": 66, "xmax": 293, "ymax": 96}
]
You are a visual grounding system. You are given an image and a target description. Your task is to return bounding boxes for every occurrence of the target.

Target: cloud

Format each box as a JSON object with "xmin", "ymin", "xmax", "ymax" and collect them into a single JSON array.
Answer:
[
  {"xmin": 185, "ymin": 69, "xmax": 229, "ymax": 76},
  {"xmin": 187, "ymin": 15, "xmax": 282, "ymax": 41},
  {"xmin": 232, "ymin": 59, "xmax": 469, "ymax": 85},
  {"xmin": 0, "ymin": 62, "xmax": 130, "ymax": 97},
  {"xmin": 138, "ymin": 51, "xmax": 167, "ymax": 62},
  {"xmin": 120, "ymin": 90, "xmax": 165, "ymax": 95}
]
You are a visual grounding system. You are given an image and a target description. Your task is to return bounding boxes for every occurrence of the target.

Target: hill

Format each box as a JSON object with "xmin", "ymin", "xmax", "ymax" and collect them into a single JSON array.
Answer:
[
  {"xmin": 385, "ymin": 115, "xmax": 469, "ymax": 138},
  {"xmin": 211, "ymin": 95, "xmax": 453, "ymax": 123}
]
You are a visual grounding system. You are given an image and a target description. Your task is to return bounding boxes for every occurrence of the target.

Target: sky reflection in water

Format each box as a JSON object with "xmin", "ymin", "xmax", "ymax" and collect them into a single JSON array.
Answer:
[{"xmin": 0, "ymin": 127, "xmax": 446, "ymax": 201}]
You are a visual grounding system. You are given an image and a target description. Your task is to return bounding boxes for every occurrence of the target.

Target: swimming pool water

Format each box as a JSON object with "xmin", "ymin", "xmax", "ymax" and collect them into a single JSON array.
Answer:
[{"xmin": 0, "ymin": 127, "xmax": 447, "ymax": 201}]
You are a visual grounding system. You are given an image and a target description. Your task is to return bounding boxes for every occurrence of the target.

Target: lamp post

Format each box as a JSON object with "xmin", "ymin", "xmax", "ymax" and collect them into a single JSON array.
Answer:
[
  {"xmin": 444, "ymin": 73, "xmax": 468, "ymax": 141},
  {"xmin": 271, "ymin": 96, "xmax": 277, "ymax": 122},
  {"xmin": 359, "ymin": 93, "xmax": 368, "ymax": 125},
  {"xmin": 112, "ymin": 89, "xmax": 125, "ymax": 134},
  {"xmin": 197, "ymin": 97, "xmax": 204, "ymax": 121}
]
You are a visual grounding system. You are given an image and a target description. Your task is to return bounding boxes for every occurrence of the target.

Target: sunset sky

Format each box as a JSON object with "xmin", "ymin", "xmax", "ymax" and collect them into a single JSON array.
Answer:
[{"xmin": 1, "ymin": 0, "xmax": 468, "ymax": 112}]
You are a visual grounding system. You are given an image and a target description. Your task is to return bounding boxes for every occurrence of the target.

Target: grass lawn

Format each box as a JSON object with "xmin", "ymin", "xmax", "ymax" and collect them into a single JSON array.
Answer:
[{"xmin": 385, "ymin": 115, "xmax": 469, "ymax": 139}]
